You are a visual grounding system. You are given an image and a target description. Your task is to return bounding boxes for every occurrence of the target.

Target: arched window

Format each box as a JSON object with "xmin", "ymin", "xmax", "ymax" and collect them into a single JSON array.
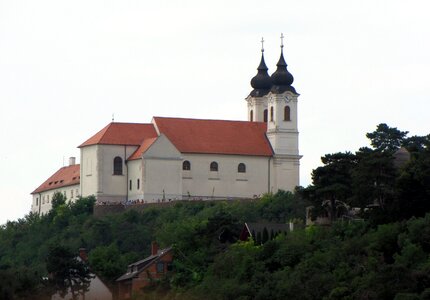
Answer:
[
  {"xmin": 183, "ymin": 160, "xmax": 191, "ymax": 170},
  {"xmin": 113, "ymin": 156, "xmax": 123, "ymax": 175},
  {"xmin": 284, "ymin": 105, "xmax": 291, "ymax": 121},
  {"xmin": 210, "ymin": 161, "xmax": 218, "ymax": 172},
  {"xmin": 270, "ymin": 106, "xmax": 274, "ymax": 121},
  {"xmin": 238, "ymin": 163, "xmax": 246, "ymax": 173},
  {"xmin": 263, "ymin": 109, "xmax": 268, "ymax": 122},
  {"xmin": 250, "ymin": 110, "xmax": 254, "ymax": 122}
]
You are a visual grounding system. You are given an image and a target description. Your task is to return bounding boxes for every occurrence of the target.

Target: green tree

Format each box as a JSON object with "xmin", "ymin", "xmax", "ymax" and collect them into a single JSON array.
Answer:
[
  {"xmin": 403, "ymin": 134, "xmax": 430, "ymax": 153},
  {"xmin": 301, "ymin": 152, "xmax": 357, "ymax": 221},
  {"xmin": 88, "ymin": 244, "xmax": 137, "ymax": 281},
  {"xmin": 46, "ymin": 245, "xmax": 92, "ymax": 300},
  {"xmin": 352, "ymin": 148, "xmax": 397, "ymax": 211},
  {"xmin": 366, "ymin": 123, "xmax": 408, "ymax": 152},
  {"xmin": 394, "ymin": 150, "xmax": 430, "ymax": 219},
  {"xmin": 258, "ymin": 190, "xmax": 307, "ymax": 222},
  {"xmin": 51, "ymin": 191, "xmax": 66, "ymax": 210}
]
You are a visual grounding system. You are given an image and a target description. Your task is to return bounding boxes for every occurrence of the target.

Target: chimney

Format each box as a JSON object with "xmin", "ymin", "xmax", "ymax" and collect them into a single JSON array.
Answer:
[
  {"xmin": 151, "ymin": 241, "xmax": 159, "ymax": 256},
  {"xmin": 79, "ymin": 248, "xmax": 88, "ymax": 262},
  {"xmin": 69, "ymin": 157, "xmax": 76, "ymax": 166}
]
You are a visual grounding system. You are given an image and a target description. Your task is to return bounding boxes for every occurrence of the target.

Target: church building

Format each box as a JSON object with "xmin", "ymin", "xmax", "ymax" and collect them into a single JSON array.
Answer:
[{"xmin": 31, "ymin": 39, "xmax": 301, "ymax": 214}]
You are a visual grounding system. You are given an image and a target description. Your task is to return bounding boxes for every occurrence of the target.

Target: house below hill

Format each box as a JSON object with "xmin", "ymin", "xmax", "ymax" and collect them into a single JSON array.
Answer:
[
  {"xmin": 116, "ymin": 242, "xmax": 173, "ymax": 300},
  {"xmin": 51, "ymin": 248, "xmax": 112, "ymax": 300}
]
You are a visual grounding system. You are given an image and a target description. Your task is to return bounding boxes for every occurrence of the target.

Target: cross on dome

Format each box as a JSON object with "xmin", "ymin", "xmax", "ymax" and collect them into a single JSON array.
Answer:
[
  {"xmin": 261, "ymin": 37, "xmax": 265, "ymax": 52},
  {"xmin": 280, "ymin": 33, "xmax": 284, "ymax": 48}
]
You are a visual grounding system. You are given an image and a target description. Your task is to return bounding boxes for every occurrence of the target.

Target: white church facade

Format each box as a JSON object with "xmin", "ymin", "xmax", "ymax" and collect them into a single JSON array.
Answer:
[{"xmin": 31, "ymin": 42, "xmax": 301, "ymax": 214}]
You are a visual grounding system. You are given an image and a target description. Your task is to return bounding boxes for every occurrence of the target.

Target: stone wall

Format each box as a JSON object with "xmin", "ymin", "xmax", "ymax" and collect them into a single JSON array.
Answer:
[{"xmin": 93, "ymin": 198, "xmax": 257, "ymax": 218}]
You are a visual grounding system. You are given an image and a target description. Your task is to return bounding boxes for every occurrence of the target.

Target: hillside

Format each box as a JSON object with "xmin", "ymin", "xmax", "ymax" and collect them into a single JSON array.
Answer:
[
  {"xmin": 2, "ymin": 123, "xmax": 429, "ymax": 299},
  {"xmin": 2, "ymin": 193, "xmax": 430, "ymax": 300},
  {"xmin": 0, "ymin": 191, "xmax": 305, "ymax": 299}
]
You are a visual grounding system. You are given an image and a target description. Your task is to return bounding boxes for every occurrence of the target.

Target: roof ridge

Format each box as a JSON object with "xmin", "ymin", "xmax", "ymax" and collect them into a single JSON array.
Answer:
[
  {"xmin": 110, "ymin": 121, "xmax": 153, "ymax": 125},
  {"xmin": 154, "ymin": 116, "xmax": 263, "ymax": 123}
]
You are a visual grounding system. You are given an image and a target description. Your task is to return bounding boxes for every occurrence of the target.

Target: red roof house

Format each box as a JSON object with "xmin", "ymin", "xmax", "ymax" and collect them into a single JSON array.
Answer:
[{"xmin": 116, "ymin": 242, "xmax": 173, "ymax": 300}]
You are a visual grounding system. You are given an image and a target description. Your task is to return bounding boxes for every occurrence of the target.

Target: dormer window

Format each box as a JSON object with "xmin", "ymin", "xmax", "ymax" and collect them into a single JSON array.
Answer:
[
  {"xmin": 263, "ymin": 109, "xmax": 268, "ymax": 122},
  {"xmin": 270, "ymin": 107, "xmax": 274, "ymax": 122}
]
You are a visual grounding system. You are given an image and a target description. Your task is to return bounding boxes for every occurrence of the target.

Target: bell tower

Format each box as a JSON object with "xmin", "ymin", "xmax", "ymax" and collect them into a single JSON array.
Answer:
[
  {"xmin": 244, "ymin": 35, "xmax": 301, "ymax": 191},
  {"xmin": 266, "ymin": 34, "xmax": 299, "ymax": 156},
  {"xmin": 245, "ymin": 38, "xmax": 272, "ymax": 122},
  {"xmin": 266, "ymin": 34, "xmax": 301, "ymax": 190}
]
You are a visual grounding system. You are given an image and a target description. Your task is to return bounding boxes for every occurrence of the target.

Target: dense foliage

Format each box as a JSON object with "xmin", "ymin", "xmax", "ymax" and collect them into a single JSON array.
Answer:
[
  {"xmin": 187, "ymin": 217, "xmax": 430, "ymax": 300},
  {"xmin": 0, "ymin": 191, "xmax": 305, "ymax": 299},
  {"xmin": 301, "ymin": 123, "xmax": 430, "ymax": 224}
]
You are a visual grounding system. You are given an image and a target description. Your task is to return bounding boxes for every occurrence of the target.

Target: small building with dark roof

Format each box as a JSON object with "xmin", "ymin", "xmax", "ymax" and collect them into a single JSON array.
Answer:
[{"xmin": 116, "ymin": 242, "xmax": 173, "ymax": 300}]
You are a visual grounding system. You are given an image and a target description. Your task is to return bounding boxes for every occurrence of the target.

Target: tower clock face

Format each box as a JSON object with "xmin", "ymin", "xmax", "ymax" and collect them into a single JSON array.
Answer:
[{"xmin": 285, "ymin": 96, "xmax": 291, "ymax": 103}]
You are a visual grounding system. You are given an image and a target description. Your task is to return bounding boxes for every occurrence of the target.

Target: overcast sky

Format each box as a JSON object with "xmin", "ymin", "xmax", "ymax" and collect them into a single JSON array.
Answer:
[{"xmin": 0, "ymin": 0, "xmax": 429, "ymax": 225}]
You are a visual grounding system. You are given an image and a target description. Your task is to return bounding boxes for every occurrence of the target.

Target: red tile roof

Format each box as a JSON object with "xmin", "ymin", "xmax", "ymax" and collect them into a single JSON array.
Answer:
[
  {"xmin": 128, "ymin": 137, "xmax": 158, "ymax": 160},
  {"xmin": 153, "ymin": 117, "xmax": 273, "ymax": 156},
  {"xmin": 32, "ymin": 164, "xmax": 80, "ymax": 194},
  {"xmin": 79, "ymin": 122, "xmax": 158, "ymax": 147}
]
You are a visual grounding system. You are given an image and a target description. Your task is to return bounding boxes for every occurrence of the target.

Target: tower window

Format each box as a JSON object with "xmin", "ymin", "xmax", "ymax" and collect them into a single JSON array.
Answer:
[
  {"xmin": 270, "ymin": 107, "xmax": 274, "ymax": 122},
  {"xmin": 263, "ymin": 109, "xmax": 268, "ymax": 122},
  {"xmin": 210, "ymin": 161, "xmax": 218, "ymax": 172},
  {"xmin": 113, "ymin": 156, "xmax": 123, "ymax": 175},
  {"xmin": 129, "ymin": 179, "xmax": 132, "ymax": 191},
  {"xmin": 137, "ymin": 179, "xmax": 140, "ymax": 190},
  {"xmin": 238, "ymin": 163, "xmax": 246, "ymax": 173},
  {"xmin": 284, "ymin": 106, "xmax": 291, "ymax": 121},
  {"xmin": 183, "ymin": 160, "xmax": 191, "ymax": 170},
  {"xmin": 250, "ymin": 110, "xmax": 254, "ymax": 122}
]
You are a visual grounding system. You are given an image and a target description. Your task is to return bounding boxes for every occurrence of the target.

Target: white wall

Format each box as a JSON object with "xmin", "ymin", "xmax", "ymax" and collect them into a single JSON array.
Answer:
[
  {"xmin": 127, "ymin": 159, "xmax": 143, "ymax": 201},
  {"xmin": 141, "ymin": 135, "xmax": 182, "ymax": 202},
  {"xmin": 246, "ymin": 96, "xmax": 268, "ymax": 122},
  {"xmin": 80, "ymin": 145, "xmax": 98, "ymax": 198},
  {"xmin": 266, "ymin": 91, "xmax": 299, "ymax": 156},
  {"xmin": 181, "ymin": 153, "xmax": 271, "ymax": 199},
  {"xmin": 272, "ymin": 156, "xmax": 300, "ymax": 192},
  {"xmin": 81, "ymin": 144, "xmax": 138, "ymax": 203},
  {"xmin": 31, "ymin": 184, "xmax": 80, "ymax": 215}
]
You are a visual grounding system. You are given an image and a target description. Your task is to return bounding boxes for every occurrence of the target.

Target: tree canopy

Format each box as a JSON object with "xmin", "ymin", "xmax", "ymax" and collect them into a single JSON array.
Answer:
[{"xmin": 301, "ymin": 123, "xmax": 430, "ymax": 224}]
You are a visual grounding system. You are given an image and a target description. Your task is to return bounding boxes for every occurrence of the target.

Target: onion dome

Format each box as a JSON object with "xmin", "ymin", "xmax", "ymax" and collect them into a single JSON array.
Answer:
[
  {"xmin": 271, "ymin": 45, "xmax": 297, "ymax": 94},
  {"xmin": 249, "ymin": 39, "xmax": 272, "ymax": 97}
]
